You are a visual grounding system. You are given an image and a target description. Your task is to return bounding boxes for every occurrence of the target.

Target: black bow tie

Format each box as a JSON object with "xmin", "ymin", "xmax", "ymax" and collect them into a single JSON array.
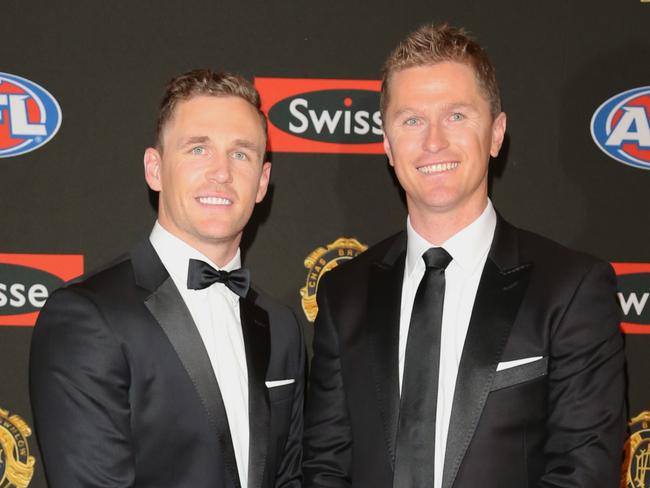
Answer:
[{"xmin": 187, "ymin": 259, "xmax": 250, "ymax": 298}]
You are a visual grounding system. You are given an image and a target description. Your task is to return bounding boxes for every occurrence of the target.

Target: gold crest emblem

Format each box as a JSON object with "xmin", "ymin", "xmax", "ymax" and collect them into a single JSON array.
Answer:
[
  {"xmin": 300, "ymin": 237, "xmax": 367, "ymax": 322},
  {"xmin": 622, "ymin": 411, "xmax": 650, "ymax": 488},
  {"xmin": 0, "ymin": 408, "xmax": 35, "ymax": 488}
]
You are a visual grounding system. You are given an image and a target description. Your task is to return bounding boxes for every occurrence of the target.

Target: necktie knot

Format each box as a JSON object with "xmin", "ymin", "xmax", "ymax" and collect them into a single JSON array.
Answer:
[
  {"xmin": 187, "ymin": 259, "xmax": 250, "ymax": 298},
  {"xmin": 422, "ymin": 247, "xmax": 452, "ymax": 270}
]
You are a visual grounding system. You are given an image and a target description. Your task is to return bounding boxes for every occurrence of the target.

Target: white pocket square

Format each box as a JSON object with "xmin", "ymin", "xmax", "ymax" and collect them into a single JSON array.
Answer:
[
  {"xmin": 265, "ymin": 379, "xmax": 295, "ymax": 388},
  {"xmin": 497, "ymin": 356, "xmax": 544, "ymax": 372}
]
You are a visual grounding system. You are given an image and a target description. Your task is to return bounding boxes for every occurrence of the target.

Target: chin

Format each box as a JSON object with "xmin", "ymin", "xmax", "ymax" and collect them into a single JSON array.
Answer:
[
  {"xmin": 195, "ymin": 230, "xmax": 234, "ymax": 243},
  {"xmin": 199, "ymin": 224, "xmax": 244, "ymax": 242}
]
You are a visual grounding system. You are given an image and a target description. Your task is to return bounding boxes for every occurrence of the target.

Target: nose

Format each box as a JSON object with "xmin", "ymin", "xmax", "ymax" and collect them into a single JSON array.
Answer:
[
  {"xmin": 206, "ymin": 153, "xmax": 233, "ymax": 184},
  {"xmin": 423, "ymin": 121, "xmax": 449, "ymax": 153}
]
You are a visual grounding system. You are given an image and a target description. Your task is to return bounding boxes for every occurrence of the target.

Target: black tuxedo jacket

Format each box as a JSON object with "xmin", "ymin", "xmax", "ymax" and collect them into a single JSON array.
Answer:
[
  {"xmin": 30, "ymin": 239, "xmax": 304, "ymax": 488},
  {"xmin": 303, "ymin": 216, "xmax": 625, "ymax": 488}
]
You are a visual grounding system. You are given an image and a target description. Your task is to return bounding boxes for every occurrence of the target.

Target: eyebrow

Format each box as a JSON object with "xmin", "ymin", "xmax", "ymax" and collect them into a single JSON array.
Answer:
[
  {"xmin": 444, "ymin": 102, "xmax": 477, "ymax": 112},
  {"xmin": 232, "ymin": 139, "xmax": 262, "ymax": 152},
  {"xmin": 392, "ymin": 102, "xmax": 477, "ymax": 118},
  {"xmin": 178, "ymin": 136, "xmax": 211, "ymax": 149}
]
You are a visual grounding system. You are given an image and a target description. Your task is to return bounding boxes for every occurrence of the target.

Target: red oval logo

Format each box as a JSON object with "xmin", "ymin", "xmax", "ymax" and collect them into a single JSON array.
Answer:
[{"xmin": 255, "ymin": 77, "xmax": 383, "ymax": 154}]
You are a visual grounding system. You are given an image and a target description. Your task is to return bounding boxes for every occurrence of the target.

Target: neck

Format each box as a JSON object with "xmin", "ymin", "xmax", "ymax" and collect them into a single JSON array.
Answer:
[
  {"xmin": 200, "ymin": 242, "xmax": 240, "ymax": 269},
  {"xmin": 408, "ymin": 199, "xmax": 488, "ymax": 246}
]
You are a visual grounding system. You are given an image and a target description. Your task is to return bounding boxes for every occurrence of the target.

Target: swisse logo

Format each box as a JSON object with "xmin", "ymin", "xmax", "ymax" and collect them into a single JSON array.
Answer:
[
  {"xmin": 591, "ymin": 87, "xmax": 650, "ymax": 170},
  {"xmin": 612, "ymin": 262, "xmax": 650, "ymax": 334},
  {"xmin": 0, "ymin": 254, "xmax": 83, "ymax": 326},
  {"xmin": 0, "ymin": 264, "xmax": 60, "ymax": 312},
  {"xmin": 270, "ymin": 89, "xmax": 382, "ymax": 143},
  {"xmin": 255, "ymin": 77, "xmax": 383, "ymax": 154},
  {"xmin": 0, "ymin": 73, "xmax": 62, "ymax": 158}
]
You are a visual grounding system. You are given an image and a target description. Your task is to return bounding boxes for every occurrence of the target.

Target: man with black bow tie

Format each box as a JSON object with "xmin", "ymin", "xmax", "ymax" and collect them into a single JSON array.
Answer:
[
  {"xmin": 303, "ymin": 24, "xmax": 625, "ymax": 488},
  {"xmin": 30, "ymin": 69, "xmax": 304, "ymax": 488}
]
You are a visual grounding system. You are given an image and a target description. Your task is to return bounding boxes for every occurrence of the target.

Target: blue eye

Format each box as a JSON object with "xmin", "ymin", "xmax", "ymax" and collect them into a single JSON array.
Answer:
[
  {"xmin": 191, "ymin": 146, "xmax": 206, "ymax": 155},
  {"xmin": 404, "ymin": 117, "xmax": 419, "ymax": 126},
  {"xmin": 450, "ymin": 112, "xmax": 464, "ymax": 122},
  {"xmin": 231, "ymin": 151, "xmax": 248, "ymax": 161}
]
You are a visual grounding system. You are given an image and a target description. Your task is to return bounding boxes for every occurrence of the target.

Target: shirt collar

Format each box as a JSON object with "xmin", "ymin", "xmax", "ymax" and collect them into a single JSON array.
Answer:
[
  {"xmin": 405, "ymin": 200, "xmax": 496, "ymax": 277},
  {"xmin": 149, "ymin": 221, "xmax": 241, "ymax": 289}
]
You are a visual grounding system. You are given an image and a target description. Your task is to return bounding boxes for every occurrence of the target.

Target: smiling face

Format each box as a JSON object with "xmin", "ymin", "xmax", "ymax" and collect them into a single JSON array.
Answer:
[
  {"xmin": 144, "ymin": 95, "xmax": 270, "ymax": 265},
  {"xmin": 383, "ymin": 61, "xmax": 506, "ymax": 231}
]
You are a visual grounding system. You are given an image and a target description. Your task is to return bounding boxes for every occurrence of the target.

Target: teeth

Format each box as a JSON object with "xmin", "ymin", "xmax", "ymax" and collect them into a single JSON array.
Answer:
[
  {"xmin": 418, "ymin": 162, "xmax": 459, "ymax": 174},
  {"xmin": 198, "ymin": 196, "xmax": 232, "ymax": 205}
]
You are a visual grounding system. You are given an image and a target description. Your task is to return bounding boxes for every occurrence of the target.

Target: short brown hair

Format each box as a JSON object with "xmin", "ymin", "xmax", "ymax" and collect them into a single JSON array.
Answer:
[
  {"xmin": 380, "ymin": 23, "xmax": 502, "ymax": 119},
  {"xmin": 155, "ymin": 69, "xmax": 267, "ymax": 149}
]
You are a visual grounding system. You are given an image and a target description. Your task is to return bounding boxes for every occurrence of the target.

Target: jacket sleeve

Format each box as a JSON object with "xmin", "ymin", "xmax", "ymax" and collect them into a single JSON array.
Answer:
[
  {"xmin": 303, "ymin": 278, "xmax": 353, "ymax": 488},
  {"xmin": 539, "ymin": 261, "xmax": 626, "ymax": 487},
  {"xmin": 29, "ymin": 286, "xmax": 135, "ymax": 488}
]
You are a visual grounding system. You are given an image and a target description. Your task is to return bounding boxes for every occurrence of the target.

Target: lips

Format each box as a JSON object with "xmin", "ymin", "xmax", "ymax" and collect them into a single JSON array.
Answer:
[{"xmin": 417, "ymin": 161, "xmax": 459, "ymax": 174}]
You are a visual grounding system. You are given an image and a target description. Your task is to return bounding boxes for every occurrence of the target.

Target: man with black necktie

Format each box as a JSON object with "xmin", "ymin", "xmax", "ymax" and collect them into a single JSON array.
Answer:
[
  {"xmin": 303, "ymin": 23, "xmax": 625, "ymax": 488},
  {"xmin": 30, "ymin": 69, "xmax": 304, "ymax": 488}
]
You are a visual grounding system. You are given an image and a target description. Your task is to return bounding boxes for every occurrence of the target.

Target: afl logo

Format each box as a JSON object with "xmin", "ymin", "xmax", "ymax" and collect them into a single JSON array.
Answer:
[
  {"xmin": 0, "ymin": 73, "xmax": 62, "ymax": 158},
  {"xmin": 591, "ymin": 87, "xmax": 650, "ymax": 170}
]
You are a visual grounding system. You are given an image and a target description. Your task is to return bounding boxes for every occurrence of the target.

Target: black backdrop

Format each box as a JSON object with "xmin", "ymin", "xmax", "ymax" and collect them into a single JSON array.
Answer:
[{"xmin": 2, "ymin": 2, "xmax": 649, "ymax": 486}]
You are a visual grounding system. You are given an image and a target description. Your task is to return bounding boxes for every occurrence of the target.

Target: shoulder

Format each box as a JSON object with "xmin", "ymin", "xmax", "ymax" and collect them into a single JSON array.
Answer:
[
  {"xmin": 72, "ymin": 253, "xmax": 135, "ymax": 291},
  {"xmin": 32, "ymin": 255, "xmax": 140, "ymax": 356},
  {"xmin": 35, "ymin": 251, "xmax": 147, "ymax": 337},
  {"xmin": 504, "ymin": 221, "xmax": 616, "ymax": 293},
  {"xmin": 56, "ymin": 237, "xmax": 165, "ymax": 307},
  {"xmin": 514, "ymin": 225, "xmax": 610, "ymax": 273},
  {"xmin": 54, "ymin": 253, "xmax": 139, "ymax": 307},
  {"xmin": 319, "ymin": 231, "xmax": 405, "ymax": 289}
]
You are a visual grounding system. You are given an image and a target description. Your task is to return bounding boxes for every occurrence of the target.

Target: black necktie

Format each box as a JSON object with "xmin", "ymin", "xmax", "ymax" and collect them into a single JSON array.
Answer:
[
  {"xmin": 186, "ymin": 259, "xmax": 251, "ymax": 298},
  {"xmin": 394, "ymin": 247, "xmax": 452, "ymax": 488}
]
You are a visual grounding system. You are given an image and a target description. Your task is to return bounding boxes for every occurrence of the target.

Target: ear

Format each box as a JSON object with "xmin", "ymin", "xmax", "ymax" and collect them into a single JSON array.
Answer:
[
  {"xmin": 490, "ymin": 112, "xmax": 507, "ymax": 158},
  {"xmin": 144, "ymin": 147, "xmax": 162, "ymax": 191},
  {"xmin": 255, "ymin": 161, "xmax": 272, "ymax": 203},
  {"xmin": 383, "ymin": 132, "xmax": 395, "ymax": 167}
]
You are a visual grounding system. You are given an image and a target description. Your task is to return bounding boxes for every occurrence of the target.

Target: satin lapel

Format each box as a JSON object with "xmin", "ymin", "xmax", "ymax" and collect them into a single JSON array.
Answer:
[
  {"xmin": 144, "ymin": 278, "xmax": 241, "ymax": 488},
  {"xmin": 367, "ymin": 244, "xmax": 406, "ymax": 469},
  {"xmin": 240, "ymin": 291, "xmax": 270, "ymax": 488},
  {"xmin": 442, "ymin": 257, "xmax": 531, "ymax": 488}
]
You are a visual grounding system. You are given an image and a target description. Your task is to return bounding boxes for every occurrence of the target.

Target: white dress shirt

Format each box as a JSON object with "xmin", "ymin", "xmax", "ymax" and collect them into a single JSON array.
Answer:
[
  {"xmin": 398, "ymin": 201, "xmax": 496, "ymax": 488},
  {"xmin": 150, "ymin": 222, "xmax": 249, "ymax": 487}
]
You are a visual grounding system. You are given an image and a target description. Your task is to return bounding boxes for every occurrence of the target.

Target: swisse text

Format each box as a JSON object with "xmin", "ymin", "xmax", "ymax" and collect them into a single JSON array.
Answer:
[
  {"xmin": 288, "ymin": 99, "xmax": 382, "ymax": 136},
  {"xmin": 617, "ymin": 273, "xmax": 650, "ymax": 324},
  {"xmin": 613, "ymin": 266, "xmax": 650, "ymax": 334},
  {"xmin": 0, "ymin": 283, "xmax": 48, "ymax": 308},
  {"xmin": 0, "ymin": 255, "xmax": 82, "ymax": 325},
  {"xmin": 0, "ymin": 263, "xmax": 64, "ymax": 315},
  {"xmin": 269, "ymin": 89, "xmax": 383, "ymax": 144},
  {"xmin": 256, "ymin": 77, "xmax": 384, "ymax": 154}
]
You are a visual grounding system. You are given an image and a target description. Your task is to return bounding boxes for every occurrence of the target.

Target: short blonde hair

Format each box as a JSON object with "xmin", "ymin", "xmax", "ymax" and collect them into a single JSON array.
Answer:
[{"xmin": 381, "ymin": 23, "xmax": 502, "ymax": 119}]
